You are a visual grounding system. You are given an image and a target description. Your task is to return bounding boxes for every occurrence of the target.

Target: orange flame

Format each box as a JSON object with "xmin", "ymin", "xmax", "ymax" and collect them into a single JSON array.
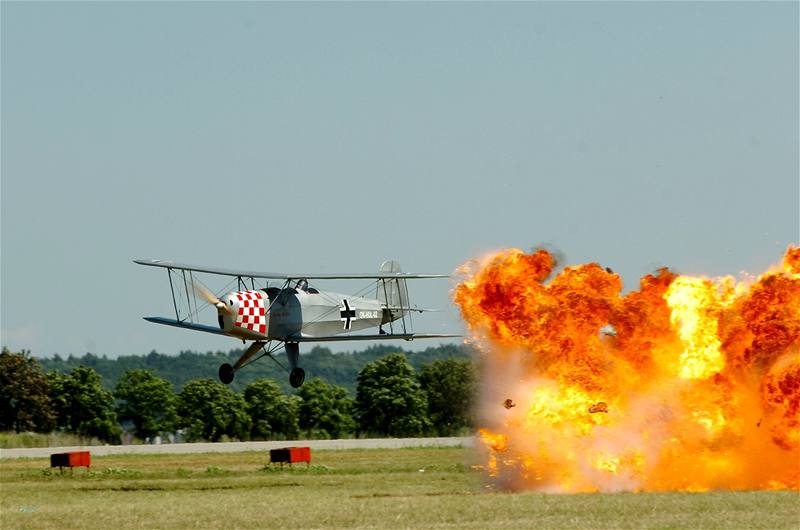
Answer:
[{"xmin": 455, "ymin": 246, "xmax": 800, "ymax": 492}]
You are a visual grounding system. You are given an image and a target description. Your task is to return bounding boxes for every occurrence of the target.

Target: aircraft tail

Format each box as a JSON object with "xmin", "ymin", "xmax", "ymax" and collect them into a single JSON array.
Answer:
[{"xmin": 377, "ymin": 260, "xmax": 409, "ymax": 319}]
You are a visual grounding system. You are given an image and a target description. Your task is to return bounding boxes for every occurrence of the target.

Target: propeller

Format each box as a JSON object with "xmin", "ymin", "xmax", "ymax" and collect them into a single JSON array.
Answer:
[{"xmin": 192, "ymin": 280, "xmax": 234, "ymax": 315}]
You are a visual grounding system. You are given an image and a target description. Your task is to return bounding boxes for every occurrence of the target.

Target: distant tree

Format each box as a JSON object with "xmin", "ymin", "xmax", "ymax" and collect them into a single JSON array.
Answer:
[
  {"xmin": 354, "ymin": 353, "xmax": 430, "ymax": 437},
  {"xmin": 296, "ymin": 378, "xmax": 355, "ymax": 439},
  {"xmin": 114, "ymin": 369, "xmax": 177, "ymax": 441},
  {"xmin": 176, "ymin": 379, "xmax": 250, "ymax": 442},
  {"xmin": 243, "ymin": 379, "xmax": 300, "ymax": 440},
  {"xmin": 38, "ymin": 343, "xmax": 472, "ymax": 394},
  {"xmin": 0, "ymin": 348, "xmax": 55, "ymax": 432},
  {"xmin": 418, "ymin": 358, "xmax": 477, "ymax": 436},
  {"xmin": 48, "ymin": 366, "xmax": 121, "ymax": 443}
]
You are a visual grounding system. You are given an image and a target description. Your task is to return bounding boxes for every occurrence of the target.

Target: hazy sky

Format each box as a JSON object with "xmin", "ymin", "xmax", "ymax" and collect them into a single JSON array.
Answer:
[{"xmin": 2, "ymin": 2, "xmax": 798, "ymax": 358}]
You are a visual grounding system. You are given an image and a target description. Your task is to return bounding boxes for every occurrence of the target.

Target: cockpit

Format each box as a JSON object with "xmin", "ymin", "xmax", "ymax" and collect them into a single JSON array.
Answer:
[{"xmin": 294, "ymin": 279, "xmax": 318, "ymax": 294}]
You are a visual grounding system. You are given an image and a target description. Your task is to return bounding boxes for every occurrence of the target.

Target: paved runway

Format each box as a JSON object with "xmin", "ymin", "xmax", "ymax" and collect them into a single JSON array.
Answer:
[{"xmin": 0, "ymin": 436, "xmax": 473, "ymax": 459}]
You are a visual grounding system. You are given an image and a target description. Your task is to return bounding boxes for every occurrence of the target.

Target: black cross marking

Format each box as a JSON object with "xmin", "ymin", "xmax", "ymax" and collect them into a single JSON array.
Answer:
[{"xmin": 340, "ymin": 299, "xmax": 356, "ymax": 330}]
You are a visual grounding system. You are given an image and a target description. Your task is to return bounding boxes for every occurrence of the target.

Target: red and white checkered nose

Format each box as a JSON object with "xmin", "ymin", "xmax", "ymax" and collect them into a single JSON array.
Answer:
[{"xmin": 231, "ymin": 290, "xmax": 267, "ymax": 335}]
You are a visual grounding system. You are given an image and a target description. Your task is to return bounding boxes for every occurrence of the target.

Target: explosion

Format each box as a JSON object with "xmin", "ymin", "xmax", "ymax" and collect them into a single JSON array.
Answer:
[{"xmin": 454, "ymin": 246, "xmax": 800, "ymax": 492}]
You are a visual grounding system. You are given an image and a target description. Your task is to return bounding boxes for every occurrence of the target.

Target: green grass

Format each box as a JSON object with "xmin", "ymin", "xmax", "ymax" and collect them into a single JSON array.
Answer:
[
  {"xmin": 1, "ymin": 447, "xmax": 798, "ymax": 529},
  {"xmin": 0, "ymin": 431, "xmax": 105, "ymax": 449}
]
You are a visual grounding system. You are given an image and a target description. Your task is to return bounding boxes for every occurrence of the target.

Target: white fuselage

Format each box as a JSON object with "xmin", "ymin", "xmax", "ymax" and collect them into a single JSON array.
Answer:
[{"xmin": 218, "ymin": 287, "xmax": 392, "ymax": 341}]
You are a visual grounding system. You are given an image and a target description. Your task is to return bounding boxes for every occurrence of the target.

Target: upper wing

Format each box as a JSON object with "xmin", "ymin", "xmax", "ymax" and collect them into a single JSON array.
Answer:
[{"xmin": 134, "ymin": 259, "xmax": 449, "ymax": 279}]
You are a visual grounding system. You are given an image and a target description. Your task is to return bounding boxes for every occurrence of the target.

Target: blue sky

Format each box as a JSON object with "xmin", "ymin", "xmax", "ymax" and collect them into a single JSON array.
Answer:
[{"xmin": 2, "ymin": 2, "xmax": 797, "ymax": 358}]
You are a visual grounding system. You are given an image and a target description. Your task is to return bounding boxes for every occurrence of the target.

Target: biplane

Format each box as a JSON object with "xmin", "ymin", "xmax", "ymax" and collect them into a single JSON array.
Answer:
[{"xmin": 134, "ymin": 259, "xmax": 457, "ymax": 387}]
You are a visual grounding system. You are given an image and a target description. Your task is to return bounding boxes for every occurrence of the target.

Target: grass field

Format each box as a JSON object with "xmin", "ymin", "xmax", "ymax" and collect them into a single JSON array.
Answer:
[
  {"xmin": 2, "ymin": 446, "xmax": 798, "ymax": 529},
  {"xmin": 0, "ymin": 431, "xmax": 104, "ymax": 449}
]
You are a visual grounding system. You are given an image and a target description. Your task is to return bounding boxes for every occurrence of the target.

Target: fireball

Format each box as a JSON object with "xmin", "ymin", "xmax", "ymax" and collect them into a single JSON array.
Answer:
[{"xmin": 455, "ymin": 246, "xmax": 800, "ymax": 492}]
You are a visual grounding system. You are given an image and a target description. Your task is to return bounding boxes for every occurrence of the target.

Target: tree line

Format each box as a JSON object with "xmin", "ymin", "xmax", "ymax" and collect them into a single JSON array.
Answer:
[
  {"xmin": 0, "ymin": 348, "xmax": 476, "ymax": 444},
  {"xmin": 38, "ymin": 343, "xmax": 470, "ymax": 394}
]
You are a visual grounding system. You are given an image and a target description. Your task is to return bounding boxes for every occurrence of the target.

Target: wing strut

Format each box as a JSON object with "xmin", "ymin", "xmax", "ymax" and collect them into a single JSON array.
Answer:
[{"xmin": 167, "ymin": 269, "xmax": 180, "ymax": 321}]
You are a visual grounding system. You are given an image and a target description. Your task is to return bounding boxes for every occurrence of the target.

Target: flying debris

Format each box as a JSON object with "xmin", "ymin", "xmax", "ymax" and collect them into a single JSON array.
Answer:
[
  {"xmin": 600, "ymin": 324, "xmax": 617, "ymax": 337},
  {"xmin": 588, "ymin": 402, "xmax": 609, "ymax": 414},
  {"xmin": 503, "ymin": 399, "xmax": 516, "ymax": 409}
]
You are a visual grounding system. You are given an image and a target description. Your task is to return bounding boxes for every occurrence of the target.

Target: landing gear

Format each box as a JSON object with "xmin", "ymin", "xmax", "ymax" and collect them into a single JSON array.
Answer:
[
  {"xmin": 219, "ymin": 342, "xmax": 306, "ymax": 387},
  {"xmin": 218, "ymin": 363, "xmax": 235, "ymax": 384},
  {"xmin": 289, "ymin": 367, "xmax": 305, "ymax": 388},
  {"xmin": 285, "ymin": 342, "xmax": 305, "ymax": 387}
]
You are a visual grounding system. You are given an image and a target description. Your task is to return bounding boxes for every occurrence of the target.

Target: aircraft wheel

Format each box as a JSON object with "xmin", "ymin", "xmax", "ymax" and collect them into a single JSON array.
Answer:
[
  {"xmin": 219, "ymin": 363, "xmax": 235, "ymax": 385},
  {"xmin": 289, "ymin": 367, "xmax": 305, "ymax": 388}
]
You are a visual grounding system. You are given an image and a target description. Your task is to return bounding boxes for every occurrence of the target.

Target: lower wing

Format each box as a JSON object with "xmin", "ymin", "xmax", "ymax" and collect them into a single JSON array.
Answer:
[
  {"xmin": 143, "ymin": 317, "xmax": 459, "ymax": 342},
  {"xmin": 143, "ymin": 317, "xmax": 226, "ymax": 335},
  {"xmin": 288, "ymin": 333, "xmax": 461, "ymax": 342}
]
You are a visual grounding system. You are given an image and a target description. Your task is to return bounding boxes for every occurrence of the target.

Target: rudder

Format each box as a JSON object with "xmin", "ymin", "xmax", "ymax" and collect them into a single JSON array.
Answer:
[{"xmin": 377, "ymin": 260, "xmax": 409, "ymax": 319}]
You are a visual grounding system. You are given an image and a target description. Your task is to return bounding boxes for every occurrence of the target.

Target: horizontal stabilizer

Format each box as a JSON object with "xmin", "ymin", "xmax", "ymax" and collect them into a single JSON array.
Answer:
[
  {"xmin": 383, "ymin": 306, "xmax": 441, "ymax": 313},
  {"xmin": 143, "ymin": 317, "xmax": 226, "ymax": 336}
]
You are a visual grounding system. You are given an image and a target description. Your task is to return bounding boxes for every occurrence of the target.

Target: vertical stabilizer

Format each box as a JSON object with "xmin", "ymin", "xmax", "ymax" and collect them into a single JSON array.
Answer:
[{"xmin": 377, "ymin": 260, "xmax": 409, "ymax": 322}]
